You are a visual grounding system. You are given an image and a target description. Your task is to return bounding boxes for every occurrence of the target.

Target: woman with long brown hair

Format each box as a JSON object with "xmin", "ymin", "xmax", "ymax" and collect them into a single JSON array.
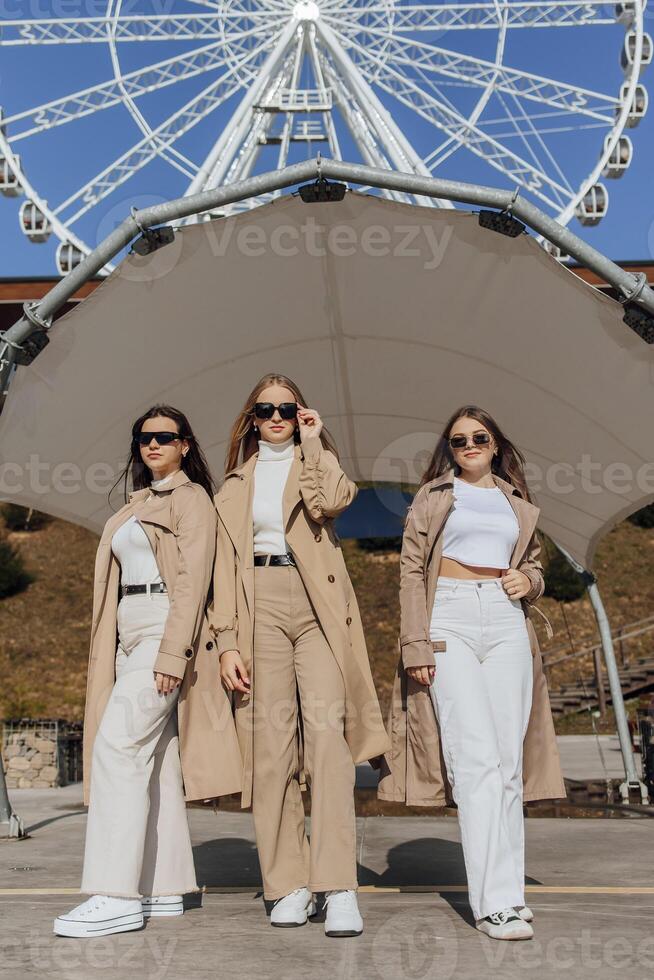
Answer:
[
  {"xmin": 54, "ymin": 405, "xmax": 242, "ymax": 938},
  {"xmin": 378, "ymin": 405, "xmax": 566, "ymax": 940},
  {"xmin": 209, "ymin": 373, "xmax": 389, "ymax": 937}
]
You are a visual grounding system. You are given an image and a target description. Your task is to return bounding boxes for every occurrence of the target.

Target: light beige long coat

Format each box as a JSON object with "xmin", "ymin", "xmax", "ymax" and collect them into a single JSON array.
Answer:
[
  {"xmin": 208, "ymin": 437, "xmax": 391, "ymax": 809},
  {"xmin": 376, "ymin": 467, "xmax": 567, "ymax": 806},
  {"xmin": 82, "ymin": 469, "xmax": 243, "ymax": 806}
]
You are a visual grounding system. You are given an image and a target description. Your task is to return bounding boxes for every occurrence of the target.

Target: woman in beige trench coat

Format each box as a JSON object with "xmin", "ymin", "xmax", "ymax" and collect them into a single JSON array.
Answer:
[
  {"xmin": 54, "ymin": 405, "xmax": 242, "ymax": 940},
  {"xmin": 209, "ymin": 373, "xmax": 390, "ymax": 937},
  {"xmin": 375, "ymin": 405, "xmax": 567, "ymax": 941}
]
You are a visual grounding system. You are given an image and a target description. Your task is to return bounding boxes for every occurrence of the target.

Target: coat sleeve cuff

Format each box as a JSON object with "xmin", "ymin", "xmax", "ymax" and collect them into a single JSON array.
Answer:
[
  {"xmin": 401, "ymin": 638, "xmax": 436, "ymax": 670},
  {"xmin": 153, "ymin": 647, "xmax": 189, "ymax": 680},
  {"xmin": 301, "ymin": 437, "xmax": 322, "ymax": 461},
  {"xmin": 212, "ymin": 628, "xmax": 239, "ymax": 657},
  {"xmin": 521, "ymin": 567, "xmax": 544, "ymax": 602}
]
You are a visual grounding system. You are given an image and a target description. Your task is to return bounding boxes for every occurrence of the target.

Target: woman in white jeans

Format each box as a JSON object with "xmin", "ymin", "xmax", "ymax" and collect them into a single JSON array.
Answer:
[
  {"xmin": 404, "ymin": 405, "xmax": 548, "ymax": 941},
  {"xmin": 54, "ymin": 404, "xmax": 241, "ymax": 938}
]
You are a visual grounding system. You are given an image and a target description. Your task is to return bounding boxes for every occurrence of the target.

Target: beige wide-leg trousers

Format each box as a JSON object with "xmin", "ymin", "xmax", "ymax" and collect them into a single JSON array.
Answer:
[
  {"xmin": 81, "ymin": 593, "xmax": 198, "ymax": 898},
  {"xmin": 251, "ymin": 563, "xmax": 358, "ymax": 901}
]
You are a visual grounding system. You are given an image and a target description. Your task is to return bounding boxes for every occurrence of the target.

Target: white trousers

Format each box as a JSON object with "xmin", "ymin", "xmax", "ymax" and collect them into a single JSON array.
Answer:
[
  {"xmin": 81, "ymin": 593, "xmax": 198, "ymax": 899},
  {"xmin": 428, "ymin": 576, "xmax": 533, "ymax": 921}
]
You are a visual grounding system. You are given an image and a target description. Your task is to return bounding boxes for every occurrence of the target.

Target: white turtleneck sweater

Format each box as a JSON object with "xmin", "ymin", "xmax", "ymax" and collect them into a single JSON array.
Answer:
[
  {"xmin": 111, "ymin": 469, "xmax": 177, "ymax": 584},
  {"xmin": 252, "ymin": 436, "xmax": 295, "ymax": 554}
]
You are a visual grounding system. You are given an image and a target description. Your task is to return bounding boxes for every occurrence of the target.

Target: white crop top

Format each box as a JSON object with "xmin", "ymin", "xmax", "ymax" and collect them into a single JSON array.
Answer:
[
  {"xmin": 111, "ymin": 470, "xmax": 176, "ymax": 583},
  {"xmin": 441, "ymin": 476, "xmax": 520, "ymax": 570},
  {"xmin": 252, "ymin": 436, "xmax": 295, "ymax": 554}
]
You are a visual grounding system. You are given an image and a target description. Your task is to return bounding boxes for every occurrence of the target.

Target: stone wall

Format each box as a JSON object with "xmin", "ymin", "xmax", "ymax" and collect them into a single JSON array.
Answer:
[{"xmin": 2, "ymin": 721, "xmax": 82, "ymax": 788}]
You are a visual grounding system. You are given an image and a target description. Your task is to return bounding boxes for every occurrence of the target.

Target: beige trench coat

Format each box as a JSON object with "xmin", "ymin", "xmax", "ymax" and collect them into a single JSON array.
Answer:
[
  {"xmin": 82, "ymin": 469, "xmax": 243, "ymax": 806},
  {"xmin": 376, "ymin": 467, "xmax": 567, "ymax": 806},
  {"xmin": 208, "ymin": 437, "xmax": 391, "ymax": 809}
]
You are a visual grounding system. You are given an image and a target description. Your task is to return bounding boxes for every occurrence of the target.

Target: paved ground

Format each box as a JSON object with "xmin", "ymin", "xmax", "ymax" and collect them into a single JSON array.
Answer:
[
  {"xmin": 556, "ymin": 734, "xmax": 641, "ymax": 780},
  {"xmin": 1, "ymin": 782, "xmax": 653, "ymax": 980}
]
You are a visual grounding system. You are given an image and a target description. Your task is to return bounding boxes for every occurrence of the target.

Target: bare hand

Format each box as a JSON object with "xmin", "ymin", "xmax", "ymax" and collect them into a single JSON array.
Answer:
[
  {"xmin": 154, "ymin": 671, "xmax": 182, "ymax": 696},
  {"xmin": 406, "ymin": 665, "xmax": 435, "ymax": 686},
  {"xmin": 220, "ymin": 650, "xmax": 250, "ymax": 694},
  {"xmin": 501, "ymin": 569, "xmax": 531, "ymax": 599},
  {"xmin": 296, "ymin": 403, "xmax": 323, "ymax": 443}
]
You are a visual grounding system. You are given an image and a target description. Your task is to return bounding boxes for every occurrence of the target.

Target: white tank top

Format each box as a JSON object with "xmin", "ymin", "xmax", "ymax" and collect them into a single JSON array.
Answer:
[
  {"xmin": 441, "ymin": 476, "xmax": 520, "ymax": 570},
  {"xmin": 110, "ymin": 470, "xmax": 175, "ymax": 584}
]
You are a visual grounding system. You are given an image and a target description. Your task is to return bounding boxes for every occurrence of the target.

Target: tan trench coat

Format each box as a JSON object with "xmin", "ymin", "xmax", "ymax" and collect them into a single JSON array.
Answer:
[
  {"xmin": 208, "ymin": 437, "xmax": 391, "ymax": 809},
  {"xmin": 82, "ymin": 469, "xmax": 243, "ymax": 806},
  {"xmin": 376, "ymin": 467, "xmax": 567, "ymax": 806}
]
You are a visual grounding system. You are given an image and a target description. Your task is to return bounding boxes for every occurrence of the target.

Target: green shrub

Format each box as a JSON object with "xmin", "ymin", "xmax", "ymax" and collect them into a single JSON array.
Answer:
[
  {"xmin": 1, "ymin": 503, "xmax": 51, "ymax": 532},
  {"xmin": 542, "ymin": 537, "xmax": 586, "ymax": 602},
  {"xmin": 628, "ymin": 503, "xmax": 654, "ymax": 529},
  {"xmin": 357, "ymin": 537, "xmax": 402, "ymax": 553},
  {"xmin": 0, "ymin": 535, "xmax": 34, "ymax": 598}
]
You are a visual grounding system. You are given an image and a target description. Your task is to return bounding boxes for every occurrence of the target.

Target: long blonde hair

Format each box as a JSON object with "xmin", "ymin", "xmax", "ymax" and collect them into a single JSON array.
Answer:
[{"xmin": 224, "ymin": 373, "xmax": 340, "ymax": 473}]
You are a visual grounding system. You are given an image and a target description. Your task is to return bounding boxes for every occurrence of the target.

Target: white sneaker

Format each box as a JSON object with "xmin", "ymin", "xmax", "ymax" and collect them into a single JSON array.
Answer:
[
  {"xmin": 270, "ymin": 887, "xmax": 316, "ymax": 927},
  {"xmin": 476, "ymin": 907, "xmax": 534, "ymax": 940},
  {"xmin": 515, "ymin": 905, "xmax": 534, "ymax": 922},
  {"xmin": 142, "ymin": 895, "xmax": 184, "ymax": 917},
  {"xmin": 323, "ymin": 889, "xmax": 363, "ymax": 938},
  {"xmin": 54, "ymin": 895, "xmax": 143, "ymax": 938}
]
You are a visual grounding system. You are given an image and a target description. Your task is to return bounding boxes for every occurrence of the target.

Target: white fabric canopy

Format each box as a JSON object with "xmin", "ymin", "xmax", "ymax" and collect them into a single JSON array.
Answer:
[{"xmin": 0, "ymin": 191, "xmax": 652, "ymax": 570}]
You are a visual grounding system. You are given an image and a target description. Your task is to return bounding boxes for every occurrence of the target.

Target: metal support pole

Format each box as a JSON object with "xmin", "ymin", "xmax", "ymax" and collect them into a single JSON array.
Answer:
[
  {"xmin": 557, "ymin": 545, "xmax": 649, "ymax": 804},
  {"xmin": 592, "ymin": 645, "xmax": 607, "ymax": 718},
  {"xmin": 0, "ymin": 743, "xmax": 26, "ymax": 840}
]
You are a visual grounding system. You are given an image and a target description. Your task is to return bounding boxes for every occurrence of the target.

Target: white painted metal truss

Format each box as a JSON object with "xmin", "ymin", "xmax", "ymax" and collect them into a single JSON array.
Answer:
[{"xmin": 0, "ymin": 0, "xmax": 650, "ymax": 273}]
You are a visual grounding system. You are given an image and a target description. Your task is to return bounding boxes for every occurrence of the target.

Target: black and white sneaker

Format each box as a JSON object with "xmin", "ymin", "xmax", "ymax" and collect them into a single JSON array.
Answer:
[
  {"xmin": 475, "ymin": 907, "xmax": 534, "ymax": 940},
  {"xmin": 54, "ymin": 895, "xmax": 143, "ymax": 938},
  {"xmin": 141, "ymin": 895, "xmax": 184, "ymax": 918}
]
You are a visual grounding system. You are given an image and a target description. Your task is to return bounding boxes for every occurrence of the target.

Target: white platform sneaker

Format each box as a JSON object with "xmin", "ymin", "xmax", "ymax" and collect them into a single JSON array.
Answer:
[
  {"xmin": 54, "ymin": 895, "xmax": 143, "ymax": 938},
  {"xmin": 515, "ymin": 905, "xmax": 534, "ymax": 922},
  {"xmin": 323, "ymin": 889, "xmax": 363, "ymax": 938},
  {"xmin": 142, "ymin": 895, "xmax": 184, "ymax": 918},
  {"xmin": 475, "ymin": 907, "xmax": 534, "ymax": 940},
  {"xmin": 270, "ymin": 887, "xmax": 316, "ymax": 927}
]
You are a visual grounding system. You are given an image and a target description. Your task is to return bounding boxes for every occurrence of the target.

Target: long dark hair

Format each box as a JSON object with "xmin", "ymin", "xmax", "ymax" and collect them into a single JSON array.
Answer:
[
  {"xmin": 420, "ymin": 404, "xmax": 534, "ymax": 503},
  {"xmin": 225, "ymin": 373, "xmax": 340, "ymax": 473},
  {"xmin": 110, "ymin": 404, "xmax": 216, "ymax": 506}
]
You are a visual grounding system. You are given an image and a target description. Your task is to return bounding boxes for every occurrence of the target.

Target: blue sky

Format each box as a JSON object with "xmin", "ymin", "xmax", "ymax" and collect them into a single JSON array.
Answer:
[{"xmin": 1, "ymin": 2, "xmax": 653, "ymax": 276}]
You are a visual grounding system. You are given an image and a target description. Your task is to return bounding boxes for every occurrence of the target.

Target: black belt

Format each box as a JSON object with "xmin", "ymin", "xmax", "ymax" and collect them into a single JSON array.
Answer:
[
  {"xmin": 253, "ymin": 553, "xmax": 296, "ymax": 566},
  {"xmin": 120, "ymin": 583, "xmax": 168, "ymax": 597}
]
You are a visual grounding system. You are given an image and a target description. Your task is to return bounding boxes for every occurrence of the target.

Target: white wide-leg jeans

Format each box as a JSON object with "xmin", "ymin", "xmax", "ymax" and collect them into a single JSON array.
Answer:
[
  {"xmin": 428, "ymin": 576, "xmax": 533, "ymax": 921},
  {"xmin": 81, "ymin": 592, "xmax": 198, "ymax": 898}
]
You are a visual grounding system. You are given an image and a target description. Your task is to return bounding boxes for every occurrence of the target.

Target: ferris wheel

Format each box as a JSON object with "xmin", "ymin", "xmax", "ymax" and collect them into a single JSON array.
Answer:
[{"xmin": 0, "ymin": 0, "xmax": 650, "ymax": 275}]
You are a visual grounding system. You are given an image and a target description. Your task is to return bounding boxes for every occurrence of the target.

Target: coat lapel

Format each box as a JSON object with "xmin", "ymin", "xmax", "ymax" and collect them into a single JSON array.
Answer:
[
  {"xmin": 424, "ymin": 467, "xmax": 540, "ymax": 569},
  {"xmin": 94, "ymin": 469, "xmax": 191, "ymax": 588},
  {"xmin": 216, "ymin": 442, "xmax": 306, "ymax": 621},
  {"xmin": 216, "ymin": 442, "xmax": 305, "ymax": 566}
]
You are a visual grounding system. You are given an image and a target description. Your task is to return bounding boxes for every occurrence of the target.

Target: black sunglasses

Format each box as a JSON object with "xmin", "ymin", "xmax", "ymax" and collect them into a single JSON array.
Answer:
[
  {"xmin": 134, "ymin": 431, "xmax": 181, "ymax": 447},
  {"xmin": 253, "ymin": 402, "xmax": 298, "ymax": 421},
  {"xmin": 448, "ymin": 432, "xmax": 492, "ymax": 450}
]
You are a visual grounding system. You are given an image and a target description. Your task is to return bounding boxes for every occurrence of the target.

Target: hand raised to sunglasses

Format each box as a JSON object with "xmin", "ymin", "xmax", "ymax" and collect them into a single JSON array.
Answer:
[{"xmin": 296, "ymin": 403, "xmax": 323, "ymax": 443}]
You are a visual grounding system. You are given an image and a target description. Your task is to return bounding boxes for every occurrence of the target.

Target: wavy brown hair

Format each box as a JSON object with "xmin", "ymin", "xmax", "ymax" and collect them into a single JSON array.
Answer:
[
  {"xmin": 225, "ymin": 373, "xmax": 340, "ymax": 473},
  {"xmin": 110, "ymin": 404, "xmax": 216, "ymax": 506},
  {"xmin": 420, "ymin": 404, "xmax": 534, "ymax": 502}
]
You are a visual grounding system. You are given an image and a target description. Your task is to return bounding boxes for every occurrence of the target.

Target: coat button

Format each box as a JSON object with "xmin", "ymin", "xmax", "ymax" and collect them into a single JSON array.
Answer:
[
  {"xmin": 184, "ymin": 647, "xmax": 194, "ymax": 659},
  {"xmin": 314, "ymin": 533, "xmax": 322, "ymax": 542},
  {"xmin": 206, "ymin": 640, "xmax": 214, "ymax": 651},
  {"xmin": 328, "ymin": 574, "xmax": 335, "ymax": 583},
  {"xmin": 346, "ymin": 616, "xmax": 352, "ymax": 625}
]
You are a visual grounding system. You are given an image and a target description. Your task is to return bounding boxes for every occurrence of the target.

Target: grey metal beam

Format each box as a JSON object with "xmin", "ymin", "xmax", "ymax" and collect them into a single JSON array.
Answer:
[
  {"xmin": 557, "ymin": 544, "xmax": 649, "ymax": 804},
  {"xmin": 2, "ymin": 155, "xmax": 653, "ymax": 401}
]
